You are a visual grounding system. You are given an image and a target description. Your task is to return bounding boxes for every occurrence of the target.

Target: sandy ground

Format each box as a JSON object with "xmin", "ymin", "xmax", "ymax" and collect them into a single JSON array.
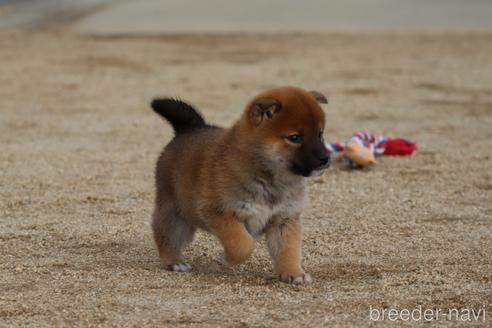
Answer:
[{"xmin": 1, "ymin": 31, "xmax": 491, "ymax": 327}]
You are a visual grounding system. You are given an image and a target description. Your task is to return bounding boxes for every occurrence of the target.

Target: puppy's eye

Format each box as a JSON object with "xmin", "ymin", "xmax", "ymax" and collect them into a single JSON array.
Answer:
[{"xmin": 286, "ymin": 134, "xmax": 304, "ymax": 144}]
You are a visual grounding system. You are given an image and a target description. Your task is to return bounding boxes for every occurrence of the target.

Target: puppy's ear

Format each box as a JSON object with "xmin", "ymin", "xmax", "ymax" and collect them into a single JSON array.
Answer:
[
  {"xmin": 309, "ymin": 90, "xmax": 328, "ymax": 104},
  {"xmin": 249, "ymin": 98, "xmax": 281, "ymax": 125}
]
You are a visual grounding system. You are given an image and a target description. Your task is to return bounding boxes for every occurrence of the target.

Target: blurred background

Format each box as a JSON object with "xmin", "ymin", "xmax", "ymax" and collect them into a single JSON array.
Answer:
[
  {"xmin": 1, "ymin": 1, "xmax": 491, "ymax": 328},
  {"xmin": 2, "ymin": 0, "xmax": 492, "ymax": 33}
]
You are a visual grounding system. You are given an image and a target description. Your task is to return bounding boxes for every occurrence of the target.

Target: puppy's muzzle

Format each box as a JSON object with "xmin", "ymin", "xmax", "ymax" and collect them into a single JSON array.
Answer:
[
  {"xmin": 292, "ymin": 140, "xmax": 331, "ymax": 177},
  {"xmin": 313, "ymin": 142, "xmax": 331, "ymax": 170},
  {"xmin": 309, "ymin": 153, "xmax": 330, "ymax": 177},
  {"xmin": 317, "ymin": 153, "xmax": 331, "ymax": 168}
]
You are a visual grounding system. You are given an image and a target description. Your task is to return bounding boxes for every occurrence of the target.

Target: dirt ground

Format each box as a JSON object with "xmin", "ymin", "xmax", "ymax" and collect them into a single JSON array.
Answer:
[{"xmin": 1, "ymin": 31, "xmax": 491, "ymax": 327}]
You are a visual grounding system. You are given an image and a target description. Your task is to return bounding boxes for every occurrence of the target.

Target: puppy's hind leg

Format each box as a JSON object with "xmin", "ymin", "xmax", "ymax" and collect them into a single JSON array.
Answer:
[{"xmin": 152, "ymin": 205, "xmax": 196, "ymax": 272}]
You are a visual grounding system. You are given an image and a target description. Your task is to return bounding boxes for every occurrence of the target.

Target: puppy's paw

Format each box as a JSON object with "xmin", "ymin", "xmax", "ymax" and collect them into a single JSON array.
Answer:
[
  {"xmin": 167, "ymin": 262, "xmax": 192, "ymax": 272},
  {"xmin": 279, "ymin": 272, "xmax": 312, "ymax": 285}
]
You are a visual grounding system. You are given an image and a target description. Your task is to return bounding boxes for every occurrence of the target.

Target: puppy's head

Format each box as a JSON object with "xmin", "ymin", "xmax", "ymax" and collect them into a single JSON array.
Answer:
[{"xmin": 241, "ymin": 86, "xmax": 330, "ymax": 177}]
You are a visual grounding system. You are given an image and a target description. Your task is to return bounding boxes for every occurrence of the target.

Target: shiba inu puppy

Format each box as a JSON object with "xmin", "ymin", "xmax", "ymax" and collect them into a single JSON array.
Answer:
[{"xmin": 151, "ymin": 86, "xmax": 329, "ymax": 284}]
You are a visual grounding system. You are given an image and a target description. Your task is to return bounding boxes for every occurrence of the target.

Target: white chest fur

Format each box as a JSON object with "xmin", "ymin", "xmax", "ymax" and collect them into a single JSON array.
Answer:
[{"xmin": 231, "ymin": 178, "xmax": 307, "ymax": 237}]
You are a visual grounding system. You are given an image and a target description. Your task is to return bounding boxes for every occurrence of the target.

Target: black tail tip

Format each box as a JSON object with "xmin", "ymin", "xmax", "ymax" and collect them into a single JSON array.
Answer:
[
  {"xmin": 150, "ymin": 98, "xmax": 169, "ymax": 114},
  {"xmin": 150, "ymin": 97, "xmax": 206, "ymax": 134}
]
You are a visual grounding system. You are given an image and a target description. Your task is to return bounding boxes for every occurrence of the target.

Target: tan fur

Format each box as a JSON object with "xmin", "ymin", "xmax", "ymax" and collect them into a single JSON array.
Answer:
[{"xmin": 152, "ymin": 86, "xmax": 327, "ymax": 284}]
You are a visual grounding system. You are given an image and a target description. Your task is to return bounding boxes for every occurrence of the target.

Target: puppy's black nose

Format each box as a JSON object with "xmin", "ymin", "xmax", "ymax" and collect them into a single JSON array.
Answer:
[
  {"xmin": 318, "ymin": 154, "xmax": 331, "ymax": 166},
  {"xmin": 312, "ymin": 141, "xmax": 331, "ymax": 167}
]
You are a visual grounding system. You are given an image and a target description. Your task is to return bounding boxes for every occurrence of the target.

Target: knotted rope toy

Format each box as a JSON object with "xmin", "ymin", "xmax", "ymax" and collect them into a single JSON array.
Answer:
[{"xmin": 326, "ymin": 131, "xmax": 417, "ymax": 168}]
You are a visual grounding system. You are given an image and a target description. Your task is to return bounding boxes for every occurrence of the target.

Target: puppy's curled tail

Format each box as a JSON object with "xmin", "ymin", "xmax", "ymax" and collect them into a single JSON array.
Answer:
[{"xmin": 151, "ymin": 98, "xmax": 206, "ymax": 135}]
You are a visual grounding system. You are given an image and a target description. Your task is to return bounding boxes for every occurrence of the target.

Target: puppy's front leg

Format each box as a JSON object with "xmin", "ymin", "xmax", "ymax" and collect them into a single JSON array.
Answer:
[
  {"xmin": 211, "ymin": 215, "xmax": 254, "ymax": 265},
  {"xmin": 266, "ymin": 217, "xmax": 311, "ymax": 284}
]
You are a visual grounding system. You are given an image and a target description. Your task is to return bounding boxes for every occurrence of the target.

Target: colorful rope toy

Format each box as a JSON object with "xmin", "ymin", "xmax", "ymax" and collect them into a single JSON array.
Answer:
[{"xmin": 326, "ymin": 131, "xmax": 417, "ymax": 168}]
